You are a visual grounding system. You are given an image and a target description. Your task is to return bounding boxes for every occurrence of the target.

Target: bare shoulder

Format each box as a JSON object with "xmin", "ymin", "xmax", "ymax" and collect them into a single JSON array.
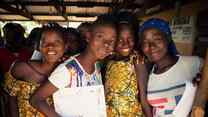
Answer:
[{"xmin": 10, "ymin": 61, "xmax": 31, "ymax": 80}]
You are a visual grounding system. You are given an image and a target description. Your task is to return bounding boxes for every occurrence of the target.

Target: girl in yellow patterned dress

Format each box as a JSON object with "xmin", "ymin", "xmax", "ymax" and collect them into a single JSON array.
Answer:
[
  {"xmin": 3, "ymin": 26, "xmax": 66, "ymax": 117},
  {"xmin": 105, "ymin": 14, "xmax": 143, "ymax": 117}
]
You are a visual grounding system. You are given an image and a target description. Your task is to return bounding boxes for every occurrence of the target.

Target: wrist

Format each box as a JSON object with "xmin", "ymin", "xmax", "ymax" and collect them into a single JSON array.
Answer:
[{"xmin": 191, "ymin": 106, "xmax": 205, "ymax": 117}]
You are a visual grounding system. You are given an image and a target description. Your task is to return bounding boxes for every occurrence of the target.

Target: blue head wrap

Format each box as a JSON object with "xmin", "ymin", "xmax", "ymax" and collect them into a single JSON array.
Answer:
[{"xmin": 139, "ymin": 18, "xmax": 178, "ymax": 56}]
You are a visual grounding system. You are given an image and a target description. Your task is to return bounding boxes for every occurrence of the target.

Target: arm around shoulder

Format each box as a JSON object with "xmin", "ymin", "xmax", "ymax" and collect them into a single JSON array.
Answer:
[
  {"xmin": 30, "ymin": 64, "xmax": 71, "ymax": 117},
  {"xmin": 134, "ymin": 62, "xmax": 153, "ymax": 117},
  {"xmin": 30, "ymin": 81, "xmax": 60, "ymax": 117}
]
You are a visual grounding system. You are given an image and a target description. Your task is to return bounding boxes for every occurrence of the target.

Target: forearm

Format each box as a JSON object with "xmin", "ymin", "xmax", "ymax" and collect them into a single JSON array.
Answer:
[
  {"xmin": 30, "ymin": 98, "xmax": 60, "ymax": 117},
  {"xmin": 193, "ymin": 82, "xmax": 208, "ymax": 108},
  {"xmin": 191, "ymin": 52, "xmax": 208, "ymax": 117},
  {"xmin": 135, "ymin": 63, "xmax": 153, "ymax": 117},
  {"xmin": 139, "ymin": 83, "xmax": 153, "ymax": 117},
  {"xmin": 193, "ymin": 49, "xmax": 208, "ymax": 109},
  {"xmin": 8, "ymin": 96, "xmax": 19, "ymax": 117},
  {"xmin": 140, "ymin": 97, "xmax": 153, "ymax": 117}
]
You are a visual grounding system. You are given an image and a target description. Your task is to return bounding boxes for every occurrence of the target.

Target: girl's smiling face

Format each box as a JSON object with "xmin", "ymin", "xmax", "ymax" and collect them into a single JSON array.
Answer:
[
  {"xmin": 115, "ymin": 24, "xmax": 134, "ymax": 56},
  {"xmin": 90, "ymin": 25, "xmax": 117, "ymax": 60},
  {"xmin": 141, "ymin": 28, "xmax": 168, "ymax": 63},
  {"xmin": 40, "ymin": 31, "xmax": 65, "ymax": 63}
]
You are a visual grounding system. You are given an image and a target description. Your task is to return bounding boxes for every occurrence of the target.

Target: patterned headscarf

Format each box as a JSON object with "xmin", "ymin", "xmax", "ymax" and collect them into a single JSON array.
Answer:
[{"xmin": 139, "ymin": 18, "xmax": 178, "ymax": 56}]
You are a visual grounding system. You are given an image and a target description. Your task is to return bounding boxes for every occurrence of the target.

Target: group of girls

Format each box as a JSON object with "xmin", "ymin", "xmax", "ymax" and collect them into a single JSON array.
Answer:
[{"xmin": 3, "ymin": 12, "xmax": 205, "ymax": 117}]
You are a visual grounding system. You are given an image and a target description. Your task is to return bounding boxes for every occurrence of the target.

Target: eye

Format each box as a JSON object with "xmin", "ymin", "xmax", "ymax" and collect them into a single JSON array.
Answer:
[
  {"xmin": 55, "ymin": 40, "xmax": 64, "ymax": 45},
  {"xmin": 97, "ymin": 34, "xmax": 102, "ymax": 38},
  {"xmin": 154, "ymin": 38, "xmax": 163, "ymax": 44},
  {"xmin": 95, "ymin": 33, "xmax": 104, "ymax": 39},
  {"xmin": 154, "ymin": 35, "xmax": 164, "ymax": 41},
  {"xmin": 117, "ymin": 38, "xmax": 124, "ymax": 44},
  {"xmin": 142, "ymin": 41, "xmax": 149, "ymax": 47},
  {"xmin": 41, "ymin": 43, "xmax": 47, "ymax": 48}
]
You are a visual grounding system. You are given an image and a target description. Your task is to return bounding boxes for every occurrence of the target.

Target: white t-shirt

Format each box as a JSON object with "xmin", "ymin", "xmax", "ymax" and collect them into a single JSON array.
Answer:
[
  {"xmin": 48, "ymin": 56, "xmax": 104, "ymax": 117},
  {"xmin": 49, "ymin": 56, "xmax": 102, "ymax": 89},
  {"xmin": 147, "ymin": 56, "xmax": 203, "ymax": 117}
]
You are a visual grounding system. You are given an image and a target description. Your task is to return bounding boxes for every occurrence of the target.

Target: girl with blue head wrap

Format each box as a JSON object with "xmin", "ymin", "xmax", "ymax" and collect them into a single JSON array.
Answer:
[
  {"xmin": 139, "ymin": 18, "xmax": 203, "ymax": 117},
  {"xmin": 139, "ymin": 18, "xmax": 178, "ymax": 56}
]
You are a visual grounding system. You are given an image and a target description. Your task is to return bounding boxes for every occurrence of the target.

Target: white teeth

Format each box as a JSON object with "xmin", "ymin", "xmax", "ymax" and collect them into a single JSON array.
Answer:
[
  {"xmin": 122, "ymin": 48, "xmax": 129, "ymax": 52},
  {"xmin": 47, "ymin": 51, "xmax": 56, "ymax": 55}
]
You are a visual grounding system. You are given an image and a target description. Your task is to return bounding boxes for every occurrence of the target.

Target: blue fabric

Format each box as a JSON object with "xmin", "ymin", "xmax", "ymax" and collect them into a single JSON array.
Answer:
[
  {"xmin": 140, "ymin": 18, "xmax": 178, "ymax": 56},
  {"xmin": 168, "ymin": 40, "xmax": 178, "ymax": 56},
  {"xmin": 140, "ymin": 18, "xmax": 171, "ymax": 36},
  {"xmin": 175, "ymin": 95, "xmax": 182, "ymax": 105},
  {"xmin": 66, "ymin": 59, "xmax": 83, "ymax": 86}
]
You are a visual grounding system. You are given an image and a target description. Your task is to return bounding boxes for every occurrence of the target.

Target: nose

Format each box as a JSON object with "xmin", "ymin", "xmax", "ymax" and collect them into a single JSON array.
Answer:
[
  {"xmin": 108, "ymin": 46, "xmax": 114, "ymax": 52},
  {"xmin": 105, "ymin": 44, "xmax": 114, "ymax": 53},
  {"xmin": 149, "ymin": 42, "xmax": 157, "ymax": 50},
  {"xmin": 143, "ymin": 42, "xmax": 157, "ymax": 53},
  {"xmin": 46, "ymin": 43, "xmax": 55, "ymax": 49},
  {"xmin": 122, "ymin": 38, "xmax": 133, "ymax": 48},
  {"xmin": 121, "ymin": 39, "xmax": 128, "ymax": 46}
]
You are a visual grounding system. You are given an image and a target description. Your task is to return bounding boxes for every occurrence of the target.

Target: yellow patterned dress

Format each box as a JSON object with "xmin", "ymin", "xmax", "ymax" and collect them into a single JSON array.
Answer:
[
  {"xmin": 105, "ymin": 55, "xmax": 143, "ymax": 117},
  {"xmin": 3, "ymin": 72, "xmax": 52, "ymax": 117}
]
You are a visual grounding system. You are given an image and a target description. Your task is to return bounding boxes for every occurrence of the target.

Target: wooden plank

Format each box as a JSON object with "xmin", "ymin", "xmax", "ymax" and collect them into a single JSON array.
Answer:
[{"xmin": 0, "ymin": 4, "xmax": 33, "ymax": 20}]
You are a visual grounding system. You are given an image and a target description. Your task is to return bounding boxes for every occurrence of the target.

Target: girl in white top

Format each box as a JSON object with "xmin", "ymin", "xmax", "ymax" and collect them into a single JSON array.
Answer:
[
  {"xmin": 139, "ymin": 18, "xmax": 203, "ymax": 117},
  {"xmin": 30, "ymin": 20, "xmax": 117, "ymax": 117}
]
